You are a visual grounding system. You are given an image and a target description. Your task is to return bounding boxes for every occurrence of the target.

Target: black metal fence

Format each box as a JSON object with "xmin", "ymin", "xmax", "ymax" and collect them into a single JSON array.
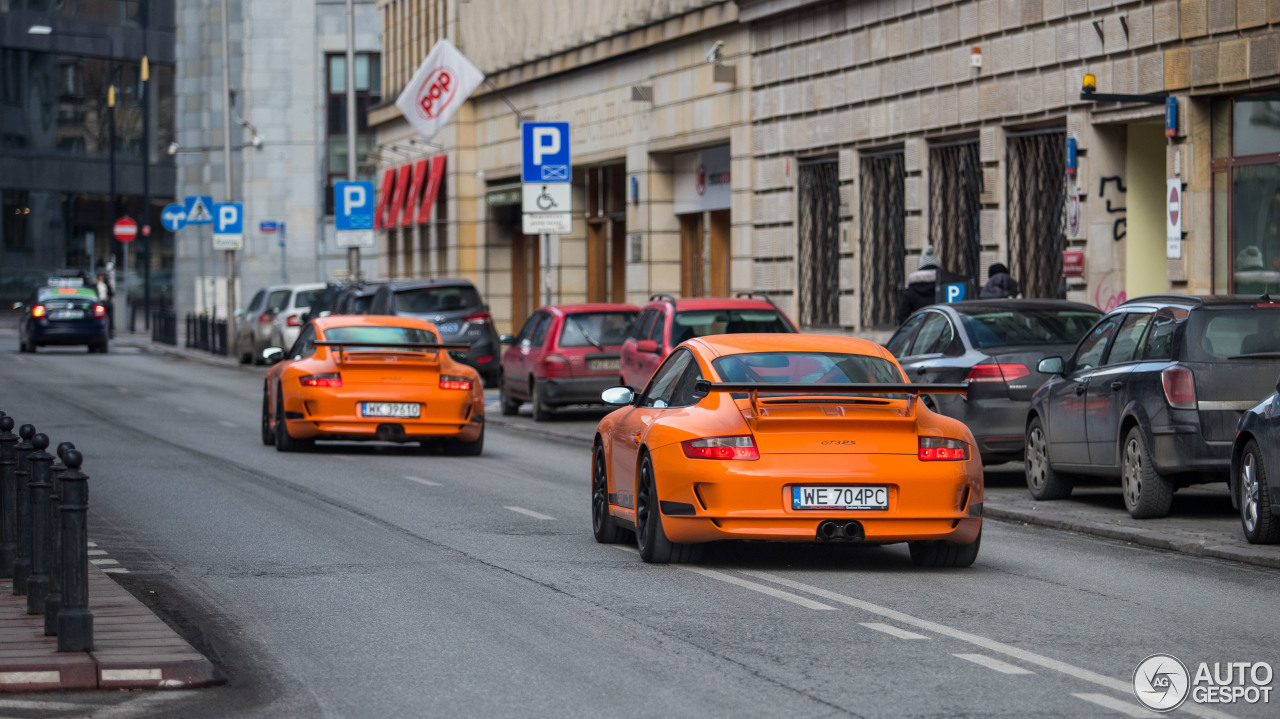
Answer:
[
  {"xmin": 185, "ymin": 314, "xmax": 229, "ymax": 356},
  {"xmin": 152, "ymin": 310, "xmax": 177, "ymax": 345}
]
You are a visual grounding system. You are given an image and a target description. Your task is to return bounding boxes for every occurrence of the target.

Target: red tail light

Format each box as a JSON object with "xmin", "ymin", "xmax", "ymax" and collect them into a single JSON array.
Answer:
[
  {"xmin": 543, "ymin": 353, "xmax": 571, "ymax": 377},
  {"xmin": 681, "ymin": 435, "xmax": 760, "ymax": 460},
  {"xmin": 439, "ymin": 375, "xmax": 472, "ymax": 390},
  {"xmin": 258, "ymin": 311, "xmax": 275, "ymax": 324},
  {"xmin": 31, "ymin": 305, "xmax": 46, "ymax": 318},
  {"xmin": 965, "ymin": 363, "xmax": 1030, "ymax": 383},
  {"xmin": 286, "ymin": 314, "xmax": 301, "ymax": 327},
  {"xmin": 93, "ymin": 304, "xmax": 106, "ymax": 319},
  {"xmin": 463, "ymin": 311, "xmax": 492, "ymax": 326},
  {"xmin": 919, "ymin": 436, "xmax": 969, "ymax": 461},
  {"xmin": 1161, "ymin": 366, "xmax": 1196, "ymax": 410},
  {"xmin": 300, "ymin": 373, "xmax": 342, "ymax": 388}
]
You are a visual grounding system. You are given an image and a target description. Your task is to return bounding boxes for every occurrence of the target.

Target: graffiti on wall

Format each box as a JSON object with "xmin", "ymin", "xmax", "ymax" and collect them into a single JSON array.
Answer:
[
  {"xmin": 1092, "ymin": 270, "xmax": 1128, "ymax": 312},
  {"xmin": 1099, "ymin": 176, "xmax": 1126, "ymax": 242}
]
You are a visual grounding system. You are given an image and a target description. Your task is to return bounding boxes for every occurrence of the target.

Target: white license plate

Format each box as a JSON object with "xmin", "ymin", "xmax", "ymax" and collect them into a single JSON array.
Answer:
[
  {"xmin": 792, "ymin": 485, "xmax": 888, "ymax": 510},
  {"xmin": 588, "ymin": 357, "xmax": 621, "ymax": 371},
  {"xmin": 361, "ymin": 402, "xmax": 421, "ymax": 418},
  {"xmin": 51, "ymin": 310, "xmax": 84, "ymax": 320}
]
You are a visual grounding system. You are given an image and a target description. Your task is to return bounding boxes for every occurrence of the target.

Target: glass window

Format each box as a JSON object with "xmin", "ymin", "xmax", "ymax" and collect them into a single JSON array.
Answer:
[
  {"xmin": 531, "ymin": 315, "xmax": 552, "ymax": 345},
  {"xmin": 885, "ymin": 313, "xmax": 925, "ymax": 356},
  {"xmin": 1185, "ymin": 308, "xmax": 1280, "ymax": 360},
  {"xmin": 288, "ymin": 326, "xmax": 315, "ymax": 360},
  {"xmin": 1232, "ymin": 96, "xmax": 1280, "ymax": 157},
  {"xmin": 957, "ymin": 309, "xmax": 1103, "ymax": 349},
  {"xmin": 1142, "ymin": 312, "xmax": 1183, "ymax": 361},
  {"xmin": 641, "ymin": 350, "xmax": 693, "ymax": 408},
  {"xmin": 646, "ymin": 312, "xmax": 666, "ymax": 342},
  {"xmin": 246, "ymin": 289, "xmax": 265, "ymax": 313},
  {"xmin": 266, "ymin": 289, "xmax": 291, "ymax": 312},
  {"xmin": 392, "ymin": 285, "xmax": 481, "ymax": 314},
  {"xmin": 1072, "ymin": 317, "xmax": 1120, "ymax": 372},
  {"xmin": 1105, "ymin": 313, "xmax": 1153, "ymax": 365},
  {"xmin": 322, "ymin": 325, "xmax": 439, "ymax": 345},
  {"xmin": 911, "ymin": 313, "xmax": 954, "ymax": 355},
  {"xmin": 515, "ymin": 312, "xmax": 543, "ymax": 343},
  {"xmin": 712, "ymin": 352, "xmax": 902, "ymax": 385},
  {"xmin": 668, "ymin": 360, "xmax": 707, "ymax": 408},
  {"xmin": 355, "ymin": 55, "xmax": 370, "ymax": 92},
  {"xmin": 669, "ymin": 308, "xmax": 792, "ymax": 346},
  {"xmin": 1231, "ymin": 163, "xmax": 1280, "ymax": 295},
  {"xmin": 558, "ymin": 312, "xmax": 637, "ymax": 348},
  {"xmin": 329, "ymin": 56, "xmax": 346, "ymax": 93}
]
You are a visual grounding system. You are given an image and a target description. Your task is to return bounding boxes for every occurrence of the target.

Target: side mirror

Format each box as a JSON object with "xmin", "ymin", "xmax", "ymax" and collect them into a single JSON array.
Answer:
[
  {"xmin": 11, "ymin": 302, "xmax": 23, "ymax": 311},
  {"xmin": 1037, "ymin": 356, "xmax": 1065, "ymax": 375},
  {"xmin": 601, "ymin": 386, "xmax": 636, "ymax": 406},
  {"xmin": 234, "ymin": 308, "xmax": 245, "ymax": 319},
  {"xmin": 300, "ymin": 312, "xmax": 311, "ymax": 323},
  {"xmin": 636, "ymin": 339, "xmax": 659, "ymax": 354},
  {"xmin": 262, "ymin": 347, "xmax": 285, "ymax": 364},
  {"xmin": 500, "ymin": 334, "xmax": 515, "ymax": 344}
]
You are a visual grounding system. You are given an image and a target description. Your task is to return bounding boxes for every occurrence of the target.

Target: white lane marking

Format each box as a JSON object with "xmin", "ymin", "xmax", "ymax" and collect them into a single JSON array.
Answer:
[
  {"xmin": 100, "ymin": 567, "xmax": 130, "ymax": 574},
  {"xmin": 1073, "ymin": 693, "xmax": 1162, "ymax": 718},
  {"xmin": 955, "ymin": 653, "xmax": 1034, "ymax": 675},
  {"xmin": 86, "ymin": 541, "xmax": 97, "ymax": 547},
  {"xmin": 89, "ymin": 558, "xmax": 119, "ymax": 565},
  {"xmin": 743, "ymin": 571, "xmax": 1236, "ymax": 719},
  {"xmin": 0, "ymin": 699, "xmax": 95, "ymax": 710},
  {"xmin": 505, "ymin": 506, "xmax": 556, "ymax": 520},
  {"xmin": 218, "ymin": 420, "xmax": 236, "ymax": 428},
  {"xmin": 860, "ymin": 622, "xmax": 928, "ymax": 640},
  {"xmin": 87, "ymin": 549, "xmax": 108, "ymax": 556},
  {"xmin": 608, "ymin": 546, "xmax": 836, "ymax": 610},
  {"xmin": 178, "ymin": 407, "xmax": 194, "ymax": 414},
  {"xmin": 405, "ymin": 476, "xmax": 441, "ymax": 487}
]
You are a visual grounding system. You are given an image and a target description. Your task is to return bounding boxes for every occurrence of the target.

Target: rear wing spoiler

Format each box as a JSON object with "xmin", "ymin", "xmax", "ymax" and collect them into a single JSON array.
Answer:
[
  {"xmin": 692, "ymin": 380, "xmax": 969, "ymax": 414},
  {"xmin": 314, "ymin": 341, "xmax": 471, "ymax": 362}
]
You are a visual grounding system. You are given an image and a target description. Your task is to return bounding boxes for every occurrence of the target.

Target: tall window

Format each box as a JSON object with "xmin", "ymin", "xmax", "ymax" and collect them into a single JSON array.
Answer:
[
  {"xmin": 1212, "ymin": 95, "xmax": 1280, "ymax": 295},
  {"xmin": 325, "ymin": 53, "xmax": 381, "ymax": 215}
]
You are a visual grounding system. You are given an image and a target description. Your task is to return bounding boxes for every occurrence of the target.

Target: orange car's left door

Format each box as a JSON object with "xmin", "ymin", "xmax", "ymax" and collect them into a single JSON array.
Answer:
[{"xmin": 609, "ymin": 350, "xmax": 694, "ymax": 508}]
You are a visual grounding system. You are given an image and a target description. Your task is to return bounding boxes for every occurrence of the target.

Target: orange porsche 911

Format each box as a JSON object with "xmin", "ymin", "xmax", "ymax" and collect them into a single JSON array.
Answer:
[
  {"xmin": 261, "ymin": 316, "xmax": 485, "ymax": 455},
  {"xmin": 591, "ymin": 334, "xmax": 981, "ymax": 566}
]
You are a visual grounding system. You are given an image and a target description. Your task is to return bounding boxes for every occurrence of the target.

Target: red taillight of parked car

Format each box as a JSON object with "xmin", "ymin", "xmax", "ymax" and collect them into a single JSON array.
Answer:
[
  {"xmin": 919, "ymin": 436, "xmax": 969, "ymax": 461},
  {"xmin": 463, "ymin": 311, "xmax": 492, "ymax": 326},
  {"xmin": 31, "ymin": 305, "xmax": 46, "ymax": 318},
  {"xmin": 93, "ymin": 304, "xmax": 106, "ymax": 319},
  {"xmin": 1161, "ymin": 366, "xmax": 1196, "ymax": 410},
  {"xmin": 680, "ymin": 435, "xmax": 760, "ymax": 460},
  {"xmin": 286, "ymin": 314, "xmax": 302, "ymax": 327},
  {"xmin": 543, "ymin": 353, "xmax": 571, "ymax": 377},
  {"xmin": 965, "ymin": 363, "xmax": 1030, "ymax": 383},
  {"xmin": 258, "ymin": 311, "xmax": 275, "ymax": 324},
  {"xmin": 439, "ymin": 375, "xmax": 472, "ymax": 391},
  {"xmin": 300, "ymin": 373, "xmax": 342, "ymax": 388}
]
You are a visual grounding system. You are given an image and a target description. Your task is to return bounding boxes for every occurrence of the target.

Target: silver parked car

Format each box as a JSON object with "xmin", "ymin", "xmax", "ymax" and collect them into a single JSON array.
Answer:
[
  {"xmin": 267, "ymin": 283, "xmax": 325, "ymax": 352},
  {"xmin": 234, "ymin": 283, "xmax": 322, "ymax": 364}
]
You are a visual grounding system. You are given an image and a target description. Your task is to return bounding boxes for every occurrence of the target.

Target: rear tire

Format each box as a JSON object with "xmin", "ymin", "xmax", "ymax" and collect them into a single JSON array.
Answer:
[
  {"xmin": 908, "ymin": 526, "xmax": 981, "ymax": 567},
  {"xmin": 531, "ymin": 379, "xmax": 552, "ymax": 422},
  {"xmin": 95, "ymin": 340, "xmax": 109, "ymax": 354},
  {"xmin": 635, "ymin": 453, "xmax": 701, "ymax": 563},
  {"xmin": 446, "ymin": 425, "xmax": 485, "ymax": 456},
  {"xmin": 274, "ymin": 388, "xmax": 312, "ymax": 453},
  {"xmin": 1025, "ymin": 417, "xmax": 1072, "ymax": 500},
  {"xmin": 261, "ymin": 390, "xmax": 276, "ymax": 446},
  {"xmin": 1239, "ymin": 440, "xmax": 1280, "ymax": 544},
  {"xmin": 1121, "ymin": 426, "xmax": 1174, "ymax": 519},
  {"xmin": 499, "ymin": 376, "xmax": 520, "ymax": 416},
  {"xmin": 592, "ymin": 443, "xmax": 628, "ymax": 544}
]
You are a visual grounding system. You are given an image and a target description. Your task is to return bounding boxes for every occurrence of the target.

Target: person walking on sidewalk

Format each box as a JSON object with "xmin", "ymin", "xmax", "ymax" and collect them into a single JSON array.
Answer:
[
  {"xmin": 979, "ymin": 262, "xmax": 1020, "ymax": 299},
  {"xmin": 896, "ymin": 244, "xmax": 941, "ymax": 325},
  {"xmin": 95, "ymin": 272, "xmax": 115, "ymax": 338}
]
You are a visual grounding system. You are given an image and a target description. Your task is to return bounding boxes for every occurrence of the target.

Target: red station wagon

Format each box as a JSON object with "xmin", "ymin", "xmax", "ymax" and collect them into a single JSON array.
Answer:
[
  {"xmin": 619, "ymin": 293, "xmax": 798, "ymax": 389},
  {"xmin": 499, "ymin": 303, "xmax": 640, "ymax": 421}
]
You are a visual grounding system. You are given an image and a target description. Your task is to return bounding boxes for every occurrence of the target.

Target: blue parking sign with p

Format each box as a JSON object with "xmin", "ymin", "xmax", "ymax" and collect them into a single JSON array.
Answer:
[
  {"xmin": 945, "ymin": 283, "xmax": 967, "ymax": 303},
  {"xmin": 522, "ymin": 122, "xmax": 570, "ymax": 183},
  {"xmin": 335, "ymin": 181, "xmax": 374, "ymax": 230},
  {"xmin": 213, "ymin": 203, "xmax": 243, "ymax": 234}
]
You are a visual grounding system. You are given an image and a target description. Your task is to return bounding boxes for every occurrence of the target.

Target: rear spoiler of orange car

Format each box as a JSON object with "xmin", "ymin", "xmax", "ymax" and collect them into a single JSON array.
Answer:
[
  {"xmin": 314, "ymin": 341, "xmax": 472, "ymax": 362},
  {"xmin": 692, "ymin": 380, "xmax": 969, "ymax": 414}
]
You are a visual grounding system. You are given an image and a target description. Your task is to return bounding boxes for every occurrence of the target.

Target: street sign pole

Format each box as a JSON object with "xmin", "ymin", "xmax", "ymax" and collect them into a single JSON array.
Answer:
[
  {"xmin": 221, "ymin": 0, "xmax": 236, "ymax": 319},
  {"xmin": 345, "ymin": 0, "xmax": 359, "ymax": 281},
  {"xmin": 521, "ymin": 122, "xmax": 571, "ymax": 310}
]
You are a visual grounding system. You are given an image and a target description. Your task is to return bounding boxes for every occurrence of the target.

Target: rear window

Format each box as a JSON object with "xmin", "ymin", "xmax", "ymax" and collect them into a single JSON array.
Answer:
[
  {"xmin": 322, "ymin": 326, "xmax": 439, "ymax": 345},
  {"xmin": 294, "ymin": 289, "xmax": 323, "ymax": 309},
  {"xmin": 671, "ymin": 309, "xmax": 792, "ymax": 345},
  {"xmin": 1186, "ymin": 308, "xmax": 1280, "ymax": 360},
  {"xmin": 393, "ymin": 286, "xmax": 482, "ymax": 314},
  {"xmin": 711, "ymin": 352, "xmax": 902, "ymax": 385},
  {"xmin": 957, "ymin": 309, "xmax": 1102, "ymax": 349},
  {"xmin": 266, "ymin": 289, "xmax": 291, "ymax": 311},
  {"xmin": 559, "ymin": 311, "xmax": 637, "ymax": 348}
]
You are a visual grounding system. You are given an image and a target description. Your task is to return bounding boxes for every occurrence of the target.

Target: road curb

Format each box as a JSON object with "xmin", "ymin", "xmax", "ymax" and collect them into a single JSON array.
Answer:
[
  {"xmin": 114, "ymin": 337, "xmax": 244, "ymax": 371},
  {"xmin": 484, "ymin": 414, "xmax": 594, "ymax": 447},
  {"xmin": 983, "ymin": 504, "xmax": 1280, "ymax": 570}
]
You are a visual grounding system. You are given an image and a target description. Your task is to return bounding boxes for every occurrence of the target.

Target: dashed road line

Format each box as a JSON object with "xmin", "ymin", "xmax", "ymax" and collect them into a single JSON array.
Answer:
[
  {"xmin": 1072, "ymin": 693, "xmax": 1161, "ymax": 718},
  {"xmin": 608, "ymin": 547, "xmax": 836, "ymax": 610},
  {"xmin": 405, "ymin": 476, "xmax": 441, "ymax": 487},
  {"xmin": 505, "ymin": 506, "xmax": 556, "ymax": 520},
  {"xmin": 218, "ymin": 420, "xmax": 236, "ymax": 428},
  {"xmin": 860, "ymin": 622, "xmax": 928, "ymax": 640},
  {"xmin": 178, "ymin": 407, "xmax": 194, "ymax": 414},
  {"xmin": 87, "ymin": 549, "xmax": 107, "ymax": 556},
  {"xmin": 89, "ymin": 558, "xmax": 118, "ymax": 566},
  {"xmin": 955, "ymin": 653, "xmax": 1035, "ymax": 675},
  {"xmin": 100, "ymin": 567, "xmax": 130, "ymax": 574}
]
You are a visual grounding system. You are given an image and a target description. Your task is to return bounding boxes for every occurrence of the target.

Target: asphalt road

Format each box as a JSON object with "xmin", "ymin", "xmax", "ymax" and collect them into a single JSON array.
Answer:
[{"xmin": 1, "ymin": 335, "xmax": 1277, "ymax": 718}]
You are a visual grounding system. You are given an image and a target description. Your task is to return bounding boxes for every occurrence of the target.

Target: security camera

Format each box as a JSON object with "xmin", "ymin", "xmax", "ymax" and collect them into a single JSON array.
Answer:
[
  {"xmin": 167, "ymin": 141, "xmax": 179, "ymax": 155},
  {"xmin": 704, "ymin": 40, "xmax": 724, "ymax": 64}
]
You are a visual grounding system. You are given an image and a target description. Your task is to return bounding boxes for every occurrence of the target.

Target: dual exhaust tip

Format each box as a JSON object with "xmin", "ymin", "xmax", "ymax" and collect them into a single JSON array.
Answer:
[{"xmin": 817, "ymin": 520, "xmax": 864, "ymax": 542}]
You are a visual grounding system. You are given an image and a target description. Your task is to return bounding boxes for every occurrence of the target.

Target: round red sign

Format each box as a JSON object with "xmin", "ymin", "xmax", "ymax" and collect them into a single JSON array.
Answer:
[
  {"xmin": 416, "ymin": 66, "xmax": 457, "ymax": 120},
  {"xmin": 1168, "ymin": 185, "xmax": 1180, "ymax": 227},
  {"xmin": 113, "ymin": 217, "xmax": 138, "ymax": 243}
]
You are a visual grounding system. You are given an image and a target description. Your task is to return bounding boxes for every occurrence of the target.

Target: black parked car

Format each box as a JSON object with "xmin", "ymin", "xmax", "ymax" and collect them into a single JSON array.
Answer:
[
  {"xmin": 332, "ymin": 283, "xmax": 382, "ymax": 315},
  {"xmin": 1231, "ymin": 373, "xmax": 1280, "ymax": 544},
  {"xmin": 886, "ymin": 299, "xmax": 1102, "ymax": 464},
  {"xmin": 300, "ymin": 281, "xmax": 347, "ymax": 322},
  {"xmin": 368, "ymin": 279, "xmax": 502, "ymax": 384},
  {"xmin": 1026, "ymin": 295, "xmax": 1280, "ymax": 518}
]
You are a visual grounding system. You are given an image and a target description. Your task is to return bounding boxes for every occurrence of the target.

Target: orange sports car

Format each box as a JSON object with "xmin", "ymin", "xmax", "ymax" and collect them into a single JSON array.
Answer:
[
  {"xmin": 261, "ymin": 315, "xmax": 485, "ymax": 454},
  {"xmin": 591, "ymin": 334, "xmax": 982, "ymax": 565}
]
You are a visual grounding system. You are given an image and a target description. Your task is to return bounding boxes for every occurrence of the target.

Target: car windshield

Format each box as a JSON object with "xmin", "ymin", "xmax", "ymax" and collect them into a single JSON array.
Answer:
[
  {"xmin": 294, "ymin": 289, "xmax": 323, "ymax": 308},
  {"xmin": 1186, "ymin": 307, "xmax": 1280, "ymax": 360},
  {"xmin": 393, "ymin": 286, "xmax": 482, "ymax": 314},
  {"xmin": 559, "ymin": 311, "xmax": 636, "ymax": 348},
  {"xmin": 957, "ymin": 309, "xmax": 1102, "ymax": 348},
  {"xmin": 322, "ymin": 326, "xmax": 439, "ymax": 345},
  {"xmin": 671, "ymin": 309, "xmax": 792, "ymax": 345},
  {"xmin": 712, "ymin": 352, "xmax": 902, "ymax": 385}
]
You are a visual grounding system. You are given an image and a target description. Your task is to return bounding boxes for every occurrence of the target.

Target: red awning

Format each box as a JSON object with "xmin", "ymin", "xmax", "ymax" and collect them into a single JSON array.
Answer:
[
  {"xmin": 372, "ymin": 167, "xmax": 396, "ymax": 230},
  {"xmin": 418, "ymin": 154, "xmax": 447, "ymax": 224},
  {"xmin": 401, "ymin": 159, "xmax": 430, "ymax": 227},
  {"xmin": 387, "ymin": 163, "xmax": 412, "ymax": 228}
]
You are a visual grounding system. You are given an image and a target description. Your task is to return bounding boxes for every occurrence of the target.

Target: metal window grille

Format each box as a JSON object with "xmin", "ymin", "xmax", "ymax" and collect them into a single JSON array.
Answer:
[
  {"xmin": 797, "ymin": 160, "xmax": 840, "ymax": 327},
  {"xmin": 859, "ymin": 152, "xmax": 905, "ymax": 327},
  {"xmin": 1007, "ymin": 131, "xmax": 1067, "ymax": 298},
  {"xmin": 928, "ymin": 142, "xmax": 982, "ymax": 281}
]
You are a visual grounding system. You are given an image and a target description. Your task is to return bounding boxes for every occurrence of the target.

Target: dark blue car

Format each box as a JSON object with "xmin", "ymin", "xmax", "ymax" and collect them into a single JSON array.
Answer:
[
  {"xmin": 16, "ymin": 286, "xmax": 110, "ymax": 353},
  {"xmin": 1232, "ymin": 374, "xmax": 1280, "ymax": 544}
]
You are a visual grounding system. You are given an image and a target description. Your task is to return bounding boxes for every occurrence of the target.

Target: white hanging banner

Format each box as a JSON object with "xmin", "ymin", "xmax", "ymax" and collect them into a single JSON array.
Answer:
[{"xmin": 395, "ymin": 39, "xmax": 485, "ymax": 143}]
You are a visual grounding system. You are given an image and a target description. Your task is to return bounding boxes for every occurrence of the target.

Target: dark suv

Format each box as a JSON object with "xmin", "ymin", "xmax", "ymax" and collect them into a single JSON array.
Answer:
[
  {"xmin": 1025, "ymin": 295, "xmax": 1280, "ymax": 518},
  {"xmin": 368, "ymin": 279, "xmax": 501, "ymax": 384}
]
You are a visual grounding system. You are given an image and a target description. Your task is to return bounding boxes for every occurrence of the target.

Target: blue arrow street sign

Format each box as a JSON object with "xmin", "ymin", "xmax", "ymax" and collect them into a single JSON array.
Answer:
[
  {"xmin": 161, "ymin": 203, "xmax": 187, "ymax": 232},
  {"xmin": 183, "ymin": 195, "xmax": 214, "ymax": 225},
  {"xmin": 522, "ymin": 122, "xmax": 571, "ymax": 183},
  {"xmin": 335, "ymin": 181, "xmax": 375, "ymax": 231}
]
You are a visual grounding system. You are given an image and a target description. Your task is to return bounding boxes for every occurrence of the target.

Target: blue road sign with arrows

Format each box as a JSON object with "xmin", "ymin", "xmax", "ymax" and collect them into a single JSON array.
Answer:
[{"xmin": 161, "ymin": 203, "xmax": 187, "ymax": 232}]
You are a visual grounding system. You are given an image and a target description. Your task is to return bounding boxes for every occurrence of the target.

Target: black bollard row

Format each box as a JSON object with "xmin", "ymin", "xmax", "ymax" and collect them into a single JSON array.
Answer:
[{"xmin": 0, "ymin": 413, "xmax": 93, "ymax": 652}]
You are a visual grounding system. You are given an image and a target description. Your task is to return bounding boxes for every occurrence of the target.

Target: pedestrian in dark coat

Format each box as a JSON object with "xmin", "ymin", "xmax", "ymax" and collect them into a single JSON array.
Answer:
[
  {"xmin": 896, "ymin": 245, "xmax": 940, "ymax": 324},
  {"xmin": 979, "ymin": 263, "xmax": 1019, "ymax": 299}
]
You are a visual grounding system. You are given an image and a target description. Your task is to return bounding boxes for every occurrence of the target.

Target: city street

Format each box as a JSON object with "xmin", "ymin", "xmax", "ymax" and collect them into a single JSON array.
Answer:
[{"xmin": 0, "ymin": 334, "xmax": 1277, "ymax": 718}]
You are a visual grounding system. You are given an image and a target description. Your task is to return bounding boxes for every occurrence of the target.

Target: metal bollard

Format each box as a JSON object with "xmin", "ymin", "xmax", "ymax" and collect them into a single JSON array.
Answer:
[
  {"xmin": 26, "ymin": 434, "xmax": 52, "ymax": 614},
  {"xmin": 44, "ymin": 442, "xmax": 73, "ymax": 636},
  {"xmin": 0, "ymin": 415, "xmax": 16, "ymax": 577},
  {"xmin": 11, "ymin": 424, "xmax": 34, "ymax": 595},
  {"xmin": 56, "ymin": 450, "xmax": 92, "ymax": 652}
]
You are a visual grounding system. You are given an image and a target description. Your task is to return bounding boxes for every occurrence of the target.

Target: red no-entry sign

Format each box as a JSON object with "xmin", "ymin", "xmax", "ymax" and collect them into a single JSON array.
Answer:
[{"xmin": 113, "ymin": 217, "xmax": 138, "ymax": 243}]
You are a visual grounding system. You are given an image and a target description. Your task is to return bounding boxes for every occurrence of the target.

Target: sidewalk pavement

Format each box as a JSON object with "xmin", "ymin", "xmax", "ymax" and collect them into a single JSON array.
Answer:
[
  {"xmin": 0, "ymin": 565, "xmax": 218, "ymax": 691},
  {"xmin": 113, "ymin": 330, "xmax": 244, "ymax": 370}
]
